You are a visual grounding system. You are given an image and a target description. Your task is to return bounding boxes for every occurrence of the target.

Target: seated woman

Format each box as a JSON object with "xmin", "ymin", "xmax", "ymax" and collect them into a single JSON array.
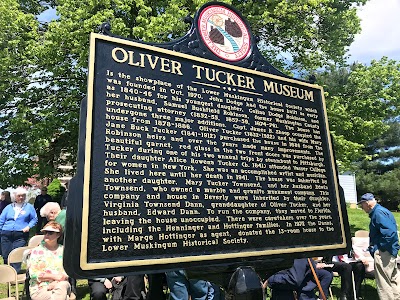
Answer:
[
  {"xmin": 27, "ymin": 221, "xmax": 70, "ymax": 300},
  {"xmin": 40, "ymin": 202, "xmax": 78, "ymax": 295},
  {"xmin": 40, "ymin": 202, "xmax": 66, "ymax": 230}
]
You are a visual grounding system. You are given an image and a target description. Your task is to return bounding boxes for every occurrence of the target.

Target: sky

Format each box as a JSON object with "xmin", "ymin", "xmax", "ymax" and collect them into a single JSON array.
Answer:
[
  {"xmin": 37, "ymin": 8, "xmax": 56, "ymax": 23},
  {"xmin": 348, "ymin": 0, "xmax": 400, "ymax": 63}
]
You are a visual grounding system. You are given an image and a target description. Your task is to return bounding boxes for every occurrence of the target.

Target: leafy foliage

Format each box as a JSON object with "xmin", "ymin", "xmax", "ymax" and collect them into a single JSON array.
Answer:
[
  {"xmin": 318, "ymin": 61, "xmax": 400, "ymax": 207},
  {"xmin": 244, "ymin": 0, "xmax": 368, "ymax": 73},
  {"xmin": 0, "ymin": 0, "xmax": 41, "ymax": 185},
  {"xmin": 355, "ymin": 121, "xmax": 400, "ymax": 209},
  {"xmin": 316, "ymin": 58, "xmax": 400, "ymax": 170},
  {"xmin": 47, "ymin": 178, "xmax": 66, "ymax": 204},
  {"xmin": 360, "ymin": 122, "xmax": 400, "ymax": 173},
  {"xmin": 356, "ymin": 168, "xmax": 400, "ymax": 210}
]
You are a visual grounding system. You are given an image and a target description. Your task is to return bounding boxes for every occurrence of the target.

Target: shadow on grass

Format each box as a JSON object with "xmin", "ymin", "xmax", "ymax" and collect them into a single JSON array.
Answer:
[{"xmin": 362, "ymin": 278, "xmax": 379, "ymax": 300}]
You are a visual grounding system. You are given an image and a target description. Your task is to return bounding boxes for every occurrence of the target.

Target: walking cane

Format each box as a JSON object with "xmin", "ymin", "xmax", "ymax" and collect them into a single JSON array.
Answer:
[{"xmin": 308, "ymin": 258, "xmax": 327, "ymax": 300}]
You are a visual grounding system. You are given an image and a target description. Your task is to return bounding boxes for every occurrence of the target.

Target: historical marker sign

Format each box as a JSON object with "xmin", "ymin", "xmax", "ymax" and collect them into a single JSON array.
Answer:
[{"xmin": 64, "ymin": 2, "xmax": 350, "ymax": 278}]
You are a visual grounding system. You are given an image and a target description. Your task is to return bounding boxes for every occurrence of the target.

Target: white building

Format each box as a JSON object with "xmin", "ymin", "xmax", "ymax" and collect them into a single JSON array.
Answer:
[{"xmin": 338, "ymin": 173, "xmax": 358, "ymax": 205}]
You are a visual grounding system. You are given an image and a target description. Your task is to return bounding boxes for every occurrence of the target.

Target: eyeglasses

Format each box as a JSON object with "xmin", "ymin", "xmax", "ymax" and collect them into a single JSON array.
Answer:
[{"xmin": 43, "ymin": 231, "xmax": 57, "ymax": 235}]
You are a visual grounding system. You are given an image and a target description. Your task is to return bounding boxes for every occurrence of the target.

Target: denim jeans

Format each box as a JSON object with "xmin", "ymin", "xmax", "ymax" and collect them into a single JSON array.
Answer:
[
  {"xmin": 1, "ymin": 230, "xmax": 29, "ymax": 272},
  {"xmin": 166, "ymin": 270, "xmax": 210, "ymax": 300}
]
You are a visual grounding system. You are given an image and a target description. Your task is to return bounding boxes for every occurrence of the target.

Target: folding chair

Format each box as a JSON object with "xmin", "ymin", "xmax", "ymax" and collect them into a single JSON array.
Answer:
[
  {"xmin": 7, "ymin": 246, "xmax": 33, "ymax": 299},
  {"xmin": 0, "ymin": 264, "xmax": 19, "ymax": 300},
  {"xmin": 354, "ymin": 230, "xmax": 369, "ymax": 237},
  {"xmin": 28, "ymin": 235, "xmax": 44, "ymax": 247},
  {"xmin": 328, "ymin": 271, "xmax": 357, "ymax": 300}
]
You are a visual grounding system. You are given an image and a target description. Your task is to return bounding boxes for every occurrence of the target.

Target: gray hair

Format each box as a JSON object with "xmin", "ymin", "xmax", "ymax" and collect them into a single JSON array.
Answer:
[
  {"xmin": 40, "ymin": 202, "xmax": 61, "ymax": 217},
  {"xmin": 12, "ymin": 187, "xmax": 28, "ymax": 202}
]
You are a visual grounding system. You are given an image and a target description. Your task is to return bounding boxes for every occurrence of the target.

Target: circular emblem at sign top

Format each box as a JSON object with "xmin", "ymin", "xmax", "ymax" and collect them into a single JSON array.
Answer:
[{"xmin": 198, "ymin": 5, "xmax": 251, "ymax": 62}]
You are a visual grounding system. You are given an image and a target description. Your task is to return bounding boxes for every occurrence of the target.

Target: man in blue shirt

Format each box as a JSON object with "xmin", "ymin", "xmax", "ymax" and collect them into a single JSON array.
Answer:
[{"xmin": 358, "ymin": 193, "xmax": 400, "ymax": 300}]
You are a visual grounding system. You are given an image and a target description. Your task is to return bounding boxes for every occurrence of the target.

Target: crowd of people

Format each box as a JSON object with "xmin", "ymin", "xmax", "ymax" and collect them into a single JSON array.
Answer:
[{"xmin": 0, "ymin": 189, "xmax": 398, "ymax": 300}]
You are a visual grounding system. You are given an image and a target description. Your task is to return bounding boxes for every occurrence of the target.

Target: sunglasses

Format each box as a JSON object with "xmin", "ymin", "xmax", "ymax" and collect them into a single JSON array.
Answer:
[{"xmin": 43, "ymin": 231, "xmax": 58, "ymax": 235}]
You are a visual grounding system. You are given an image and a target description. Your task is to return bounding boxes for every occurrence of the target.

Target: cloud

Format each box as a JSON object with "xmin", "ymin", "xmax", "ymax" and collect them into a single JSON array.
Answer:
[{"xmin": 348, "ymin": 0, "xmax": 400, "ymax": 63}]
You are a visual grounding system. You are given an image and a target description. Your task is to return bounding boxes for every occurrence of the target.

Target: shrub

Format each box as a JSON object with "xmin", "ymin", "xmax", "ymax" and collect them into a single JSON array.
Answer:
[{"xmin": 47, "ymin": 178, "xmax": 66, "ymax": 204}]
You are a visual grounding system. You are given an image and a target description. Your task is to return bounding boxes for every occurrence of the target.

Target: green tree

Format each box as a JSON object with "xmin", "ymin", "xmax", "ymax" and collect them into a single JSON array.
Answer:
[
  {"xmin": 0, "ymin": 0, "xmax": 41, "ymax": 185},
  {"xmin": 356, "ymin": 168, "xmax": 400, "ymax": 210},
  {"xmin": 244, "ymin": 0, "xmax": 368, "ymax": 73},
  {"xmin": 47, "ymin": 178, "xmax": 66, "ymax": 204},
  {"xmin": 0, "ymin": 0, "xmax": 370, "ymax": 185},
  {"xmin": 316, "ymin": 58, "xmax": 400, "ymax": 170},
  {"xmin": 360, "ymin": 121, "xmax": 400, "ymax": 174},
  {"xmin": 355, "ymin": 121, "xmax": 400, "ymax": 209}
]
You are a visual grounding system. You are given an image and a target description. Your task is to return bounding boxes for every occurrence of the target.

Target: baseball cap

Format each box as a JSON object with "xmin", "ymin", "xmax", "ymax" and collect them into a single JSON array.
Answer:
[{"xmin": 357, "ymin": 193, "xmax": 375, "ymax": 205}]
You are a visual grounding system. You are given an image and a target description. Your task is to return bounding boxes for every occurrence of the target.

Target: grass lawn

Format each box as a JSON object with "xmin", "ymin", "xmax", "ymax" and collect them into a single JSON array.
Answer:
[{"xmin": 1, "ymin": 205, "xmax": 396, "ymax": 299}]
